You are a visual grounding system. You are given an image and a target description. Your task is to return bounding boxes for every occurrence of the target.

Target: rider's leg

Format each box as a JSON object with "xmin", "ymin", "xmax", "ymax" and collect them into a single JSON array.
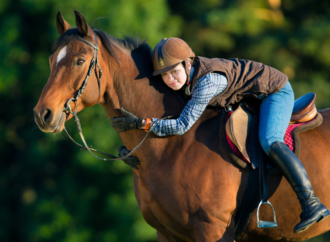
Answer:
[
  {"xmin": 259, "ymin": 81, "xmax": 330, "ymax": 233},
  {"xmin": 259, "ymin": 81, "xmax": 294, "ymax": 156}
]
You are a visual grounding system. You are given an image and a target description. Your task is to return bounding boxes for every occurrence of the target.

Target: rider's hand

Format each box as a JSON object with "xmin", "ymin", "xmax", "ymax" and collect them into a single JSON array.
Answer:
[
  {"xmin": 118, "ymin": 146, "xmax": 140, "ymax": 169},
  {"xmin": 110, "ymin": 108, "xmax": 144, "ymax": 132}
]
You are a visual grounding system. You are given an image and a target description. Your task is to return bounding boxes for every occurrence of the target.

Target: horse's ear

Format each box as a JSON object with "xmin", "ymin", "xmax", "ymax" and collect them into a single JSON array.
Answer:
[
  {"xmin": 74, "ymin": 10, "xmax": 93, "ymax": 38},
  {"xmin": 56, "ymin": 11, "xmax": 72, "ymax": 35}
]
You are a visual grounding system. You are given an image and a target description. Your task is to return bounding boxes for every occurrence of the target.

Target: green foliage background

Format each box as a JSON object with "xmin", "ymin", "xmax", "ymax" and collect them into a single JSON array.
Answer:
[{"xmin": 1, "ymin": 0, "xmax": 330, "ymax": 241}]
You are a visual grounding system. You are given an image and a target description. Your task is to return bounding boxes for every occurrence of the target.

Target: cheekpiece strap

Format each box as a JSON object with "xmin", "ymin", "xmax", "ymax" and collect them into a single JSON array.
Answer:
[{"xmin": 74, "ymin": 34, "xmax": 100, "ymax": 101}]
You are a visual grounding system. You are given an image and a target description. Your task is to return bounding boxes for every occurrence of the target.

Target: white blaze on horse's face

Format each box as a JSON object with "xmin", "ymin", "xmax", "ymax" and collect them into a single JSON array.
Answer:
[{"xmin": 56, "ymin": 46, "xmax": 67, "ymax": 65}]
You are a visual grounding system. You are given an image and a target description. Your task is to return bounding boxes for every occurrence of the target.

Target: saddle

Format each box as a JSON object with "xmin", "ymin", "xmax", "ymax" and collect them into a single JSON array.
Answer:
[{"xmin": 225, "ymin": 93, "xmax": 318, "ymax": 163}]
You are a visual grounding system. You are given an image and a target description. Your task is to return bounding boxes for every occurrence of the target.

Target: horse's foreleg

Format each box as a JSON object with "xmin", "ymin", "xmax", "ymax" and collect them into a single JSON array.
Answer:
[
  {"xmin": 193, "ymin": 222, "xmax": 236, "ymax": 242},
  {"xmin": 156, "ymin": 231, "xmax": 188, "ymax": 242},
  {"xmin": 157, "ymin": 231, "xmax": 170, "ymax": 242}
]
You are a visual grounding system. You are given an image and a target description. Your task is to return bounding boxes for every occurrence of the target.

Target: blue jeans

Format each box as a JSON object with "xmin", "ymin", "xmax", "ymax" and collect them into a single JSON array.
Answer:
[{"xmin": 259, "ymin": 81, "xmax": 294, "ymax": 155}]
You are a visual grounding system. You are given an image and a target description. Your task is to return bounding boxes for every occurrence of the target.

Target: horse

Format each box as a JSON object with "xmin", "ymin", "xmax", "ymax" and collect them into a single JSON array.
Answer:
[{"xmin": 33, "ymin": 11, "xmax": 330, "ymax": 241}]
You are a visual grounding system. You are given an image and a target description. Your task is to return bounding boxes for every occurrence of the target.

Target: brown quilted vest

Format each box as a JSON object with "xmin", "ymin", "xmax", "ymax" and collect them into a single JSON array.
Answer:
[{"xmin": 189, "ymin": 57, "xmax": 288, "ymax": 107}]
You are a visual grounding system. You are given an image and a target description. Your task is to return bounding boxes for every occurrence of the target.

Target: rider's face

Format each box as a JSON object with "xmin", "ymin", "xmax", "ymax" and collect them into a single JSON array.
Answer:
[{"xmin": 161, "ymin": 63, "xmax": 191, "ymax": 90}]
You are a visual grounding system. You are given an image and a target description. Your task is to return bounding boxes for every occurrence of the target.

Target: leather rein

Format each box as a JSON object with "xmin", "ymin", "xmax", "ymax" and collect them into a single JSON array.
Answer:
[{"xmin": 62, "ymin": 33, "xmax": 169, "ymax": 162}]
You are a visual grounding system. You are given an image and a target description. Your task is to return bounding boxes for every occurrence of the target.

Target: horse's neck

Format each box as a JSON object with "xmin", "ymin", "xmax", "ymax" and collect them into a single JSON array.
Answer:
[
  {"xmin": 99, "ymin": 44, "xmax": 186, "ymax": 156},
  {"xmin": 101, "ymin": 48, "xmax": 161, "ymax": 115}
]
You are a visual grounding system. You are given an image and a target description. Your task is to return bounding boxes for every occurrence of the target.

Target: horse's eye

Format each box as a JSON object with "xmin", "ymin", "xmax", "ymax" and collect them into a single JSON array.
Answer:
[{"xmin": 77, "ymin": 59, "xmax": 85, "ymax": 66}]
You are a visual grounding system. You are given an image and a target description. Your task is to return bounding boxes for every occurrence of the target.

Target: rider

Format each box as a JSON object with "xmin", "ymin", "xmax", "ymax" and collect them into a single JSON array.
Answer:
[{"xmin": 111, "ymin": 37, "xmax": 330, "ymax": 233}]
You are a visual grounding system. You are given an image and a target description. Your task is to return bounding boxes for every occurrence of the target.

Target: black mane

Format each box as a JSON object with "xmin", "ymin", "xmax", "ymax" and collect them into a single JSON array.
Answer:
[{"xmin": 53, "ymin": 27, "xmax": 152, "ymax": 61}]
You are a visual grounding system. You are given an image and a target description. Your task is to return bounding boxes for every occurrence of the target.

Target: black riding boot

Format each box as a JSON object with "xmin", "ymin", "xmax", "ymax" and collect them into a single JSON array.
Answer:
[{"xmin": 269, "ymin": 141, "xmax": 330, "ymax": 233}]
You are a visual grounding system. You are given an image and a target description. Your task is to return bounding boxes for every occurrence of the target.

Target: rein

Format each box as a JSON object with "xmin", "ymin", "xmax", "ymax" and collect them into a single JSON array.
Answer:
[{"xmin": 63, "ymin": 33, "xmax": 171, "ymax": 162}]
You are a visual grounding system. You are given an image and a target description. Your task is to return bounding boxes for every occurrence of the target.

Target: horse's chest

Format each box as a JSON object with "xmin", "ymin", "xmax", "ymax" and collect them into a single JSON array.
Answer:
[{"xmin": 134, "ymin": 174, "xmax": 189, "ymax": 227}]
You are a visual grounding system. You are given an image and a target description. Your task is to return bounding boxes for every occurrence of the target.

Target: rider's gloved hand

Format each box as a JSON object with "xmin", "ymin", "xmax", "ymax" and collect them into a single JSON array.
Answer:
[
  {"xmin": 118, "ymin": 146, "xmax": 140, "ymax": 169},
  {"xmin": 110, "ymin": 107, "xmax": 152, "ymax": 132}
]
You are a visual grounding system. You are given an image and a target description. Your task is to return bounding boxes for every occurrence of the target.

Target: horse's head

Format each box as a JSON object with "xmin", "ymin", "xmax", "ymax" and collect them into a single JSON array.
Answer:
[{"xmin": 34, "ymin": 11, "xmax": 105, "ymax": 133}]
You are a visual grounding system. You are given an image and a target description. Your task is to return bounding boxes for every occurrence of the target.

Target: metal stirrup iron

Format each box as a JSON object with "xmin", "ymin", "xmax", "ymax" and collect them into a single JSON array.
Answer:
[{"xmin": 257, "ymin": 200, "xmax": 277, "ymax": 228}]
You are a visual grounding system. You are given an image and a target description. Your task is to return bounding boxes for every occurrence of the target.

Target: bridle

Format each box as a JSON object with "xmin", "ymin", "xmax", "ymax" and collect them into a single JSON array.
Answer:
[
  {"xmin": 62, "ymin": 33, "xmax": 168, "ymax": 162},
  {"xmin": 63, "ymin": 34, "xmax": 102, "ymax": 114}
]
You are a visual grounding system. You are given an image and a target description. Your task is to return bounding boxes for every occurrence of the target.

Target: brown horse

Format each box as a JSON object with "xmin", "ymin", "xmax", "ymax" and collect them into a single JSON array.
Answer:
[{"xmin": 34, "ymin": 11, "xmax": 330, "ymax": 241}]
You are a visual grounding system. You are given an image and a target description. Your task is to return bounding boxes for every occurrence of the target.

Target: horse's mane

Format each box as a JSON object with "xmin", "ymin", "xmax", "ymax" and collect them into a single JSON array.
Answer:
[{"xmin": 53, "ymin": 28, "xmax": 152, "ymax": 62}]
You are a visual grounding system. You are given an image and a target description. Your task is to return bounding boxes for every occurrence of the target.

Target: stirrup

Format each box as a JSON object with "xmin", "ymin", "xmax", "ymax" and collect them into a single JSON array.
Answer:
[{"xmin": 257, "ymin": 200, "xmax": 278, "ymax": 228}]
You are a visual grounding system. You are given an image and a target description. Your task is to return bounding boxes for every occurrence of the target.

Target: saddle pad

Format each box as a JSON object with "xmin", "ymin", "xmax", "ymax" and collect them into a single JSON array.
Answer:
[
  {"xmin": 226, "ymin": 113, "xmax": 320, "ymax": 164},
  {"xmin": 284, "ymin": 121, "xmax": 312, "ymax": 150}
]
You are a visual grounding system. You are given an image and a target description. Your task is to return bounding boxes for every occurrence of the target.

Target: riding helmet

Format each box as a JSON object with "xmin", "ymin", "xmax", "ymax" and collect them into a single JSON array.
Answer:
[{"xmin": 152, "ymin": 37, "xmax": 195, "ymax": 76}]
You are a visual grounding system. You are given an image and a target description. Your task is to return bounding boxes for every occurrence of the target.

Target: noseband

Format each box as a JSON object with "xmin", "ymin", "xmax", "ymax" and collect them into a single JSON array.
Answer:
[{"xmin": 62, "ymin": 33, "xmax": 171, "ymax": 163}]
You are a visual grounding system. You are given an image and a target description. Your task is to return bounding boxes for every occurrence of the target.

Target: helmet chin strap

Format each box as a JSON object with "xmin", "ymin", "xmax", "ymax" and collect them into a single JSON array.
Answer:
[
  {"xmin": 184, "ymin": 58, "xmax": 191, "ymax": 85},
  {"xmin": 184, "ymin": 58, "xmax": 193, "ymax": 96}
]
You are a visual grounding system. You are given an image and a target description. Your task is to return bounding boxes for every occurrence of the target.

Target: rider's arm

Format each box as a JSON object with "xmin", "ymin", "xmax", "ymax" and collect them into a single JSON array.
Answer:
[{"xmin": 150, "ymin": 73, "xmax": 228, "ymax": 136}]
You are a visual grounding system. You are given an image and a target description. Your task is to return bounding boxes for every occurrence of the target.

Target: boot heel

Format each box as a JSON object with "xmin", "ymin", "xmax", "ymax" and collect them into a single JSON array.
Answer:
[
  {"xmin": 317, "ymin": 210, "xmax": 330, "ymax": 223},
  {"xmin": 317, "ymin": 216, "xmax": 324, "ymax": 223}
]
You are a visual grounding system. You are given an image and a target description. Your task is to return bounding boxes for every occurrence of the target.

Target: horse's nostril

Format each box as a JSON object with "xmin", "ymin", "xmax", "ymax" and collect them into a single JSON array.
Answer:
[{"xmin": 41, "ymin": 108, "xmax": 54, "ymax": 125}]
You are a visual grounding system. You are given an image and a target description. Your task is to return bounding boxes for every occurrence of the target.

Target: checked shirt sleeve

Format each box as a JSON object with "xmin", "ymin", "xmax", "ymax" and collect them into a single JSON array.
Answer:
[{"xmin": 151, "ymin": 73, "xmax": 228, "ymax": 136}]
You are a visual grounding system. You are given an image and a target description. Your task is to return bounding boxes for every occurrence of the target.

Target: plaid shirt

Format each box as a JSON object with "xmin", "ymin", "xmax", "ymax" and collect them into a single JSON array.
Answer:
[{"xmin": 151, "ymin": 69, "xmax": 228, "ymax": 136}]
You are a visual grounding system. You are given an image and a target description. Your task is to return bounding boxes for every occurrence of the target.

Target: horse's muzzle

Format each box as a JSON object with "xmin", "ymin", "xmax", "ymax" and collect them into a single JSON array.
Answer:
[{"xmin": 33, "ymin": 107, "xmax": 65, "ymax": 133}]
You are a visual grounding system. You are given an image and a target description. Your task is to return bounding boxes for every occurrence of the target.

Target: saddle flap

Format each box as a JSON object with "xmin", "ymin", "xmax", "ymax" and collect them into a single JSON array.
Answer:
[{"xmin": 225, "ymin": 103, "xmax": 253, "ymax": 162}]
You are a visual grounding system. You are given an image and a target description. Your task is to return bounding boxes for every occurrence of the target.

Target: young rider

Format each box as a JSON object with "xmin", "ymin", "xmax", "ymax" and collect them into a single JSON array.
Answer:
[{"xmin": 110, "ymin": 37, "xmax": 330, "ymax": 233}]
